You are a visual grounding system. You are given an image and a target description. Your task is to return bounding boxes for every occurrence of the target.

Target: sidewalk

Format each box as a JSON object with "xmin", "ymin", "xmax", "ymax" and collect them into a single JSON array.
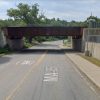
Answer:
[{"xmin": 66, "ymin": 53, "xmax": 100, "ymax": 90}]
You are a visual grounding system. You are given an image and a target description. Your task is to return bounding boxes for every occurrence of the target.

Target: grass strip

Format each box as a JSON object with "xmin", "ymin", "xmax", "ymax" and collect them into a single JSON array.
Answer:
[{"xmin": 79, "ymin": 54, "xmax": 100, "ymax": 67}]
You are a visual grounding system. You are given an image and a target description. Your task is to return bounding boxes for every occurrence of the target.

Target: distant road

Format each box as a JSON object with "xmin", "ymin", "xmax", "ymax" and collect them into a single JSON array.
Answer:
[{"xmin": 0, "ymin": 40, "xmax": 99, "ymax": 100}]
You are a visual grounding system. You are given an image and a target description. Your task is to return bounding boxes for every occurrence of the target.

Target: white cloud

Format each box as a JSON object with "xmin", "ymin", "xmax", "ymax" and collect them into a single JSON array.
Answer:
[
  {"xmin": 0, "ymin": 1, "xmax": 10, "ymax": 6},
  {"xmin": 0, "ymin": 0, "xmax": 100, "ymax": 21}
]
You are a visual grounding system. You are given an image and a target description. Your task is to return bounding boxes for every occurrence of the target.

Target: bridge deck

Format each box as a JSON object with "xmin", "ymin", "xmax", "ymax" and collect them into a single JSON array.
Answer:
[{"xmin": 3, "ymin": 26, "xmax": 84, "ymax": 39}]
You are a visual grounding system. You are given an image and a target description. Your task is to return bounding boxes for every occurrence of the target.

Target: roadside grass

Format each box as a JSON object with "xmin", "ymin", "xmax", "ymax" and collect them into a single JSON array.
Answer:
[{"xmin": 79, "ymin": 54, "xmax": 100, "ymax": 67}]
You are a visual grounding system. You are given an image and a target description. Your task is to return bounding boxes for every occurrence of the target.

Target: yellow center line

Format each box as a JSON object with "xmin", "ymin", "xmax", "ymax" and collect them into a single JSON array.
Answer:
[{"xmin": 5, "ymin": 51, "xmax": 47, "ymax": 100}]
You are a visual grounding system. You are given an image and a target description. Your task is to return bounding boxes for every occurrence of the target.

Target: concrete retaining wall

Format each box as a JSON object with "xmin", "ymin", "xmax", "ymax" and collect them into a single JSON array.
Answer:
[
  {"xmin": 85, "ymin": 42, "xmax": 100, "ymax": 60},
  {"xmin": 7, "ymin": 39, "xmax": 24, "ymax": 50},
  {"xmin": 83, "ymin": 28, "xmax": 100, "ymax": 60},
  {"xmin": 0, "ymin": 29, "xmax": 6, "ymax": 48},
  {"xmin": 72, "ymin": 38, "xmax": 82, "ymax": 51}
]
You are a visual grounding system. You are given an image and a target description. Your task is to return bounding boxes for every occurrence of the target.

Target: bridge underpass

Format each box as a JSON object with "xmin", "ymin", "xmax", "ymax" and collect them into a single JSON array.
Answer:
[
  {"xmin": 1, "ymin": 27, "xmax": 100, "ymax": 100},
  {"xmin": 3, "ymin": 26, "xmax": 84, "ymax": 51}
]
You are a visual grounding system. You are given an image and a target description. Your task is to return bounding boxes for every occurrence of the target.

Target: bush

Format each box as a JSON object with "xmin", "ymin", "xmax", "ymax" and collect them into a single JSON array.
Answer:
[
  {"xmin": 0, "ymin": 45, "xmax": 11, "ymax": 54},
  {"xmin": 23, "ymin": 37, "xmax": 32, "ymax": 48}
]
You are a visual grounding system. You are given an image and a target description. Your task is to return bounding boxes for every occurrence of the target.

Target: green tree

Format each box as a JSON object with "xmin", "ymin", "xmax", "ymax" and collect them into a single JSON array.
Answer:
[{"xmin": 7, "ymin": 3, "xmax": 44, "ymax": 25}]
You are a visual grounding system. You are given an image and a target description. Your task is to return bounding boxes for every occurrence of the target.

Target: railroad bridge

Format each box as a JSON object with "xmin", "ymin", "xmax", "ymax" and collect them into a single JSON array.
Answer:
[{"xmin": 3, "ymin": 26, "xmax": 84, "ymax": 51}]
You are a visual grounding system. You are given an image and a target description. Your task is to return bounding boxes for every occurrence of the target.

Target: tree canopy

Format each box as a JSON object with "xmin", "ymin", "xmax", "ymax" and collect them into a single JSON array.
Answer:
[
  {"xmin": 0, "ymin": 3, "xmax": 100, "ymax": 28},
  {"xmin": 7, "ymin": 3, "xmax": 44, "ymax": 25}
]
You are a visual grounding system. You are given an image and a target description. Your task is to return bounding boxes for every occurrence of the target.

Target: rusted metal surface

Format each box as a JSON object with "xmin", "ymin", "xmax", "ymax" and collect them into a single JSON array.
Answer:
[{"xmin": 3, "ymin": 26, "xmax": 84, "ymax": 39}]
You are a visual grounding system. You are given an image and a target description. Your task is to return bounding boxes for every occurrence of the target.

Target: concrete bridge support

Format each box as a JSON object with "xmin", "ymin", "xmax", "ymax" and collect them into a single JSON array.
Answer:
[
  {"xmin": 0, "ymin": 29, "xmax": 6, "ymax": 48},
  {"xmin": 72, "ymin": 37, "xmax": 82, "ymax": 51},
  {"xmin": 7, "ymin": 38, "xmax": 24, "ymax": 50}
]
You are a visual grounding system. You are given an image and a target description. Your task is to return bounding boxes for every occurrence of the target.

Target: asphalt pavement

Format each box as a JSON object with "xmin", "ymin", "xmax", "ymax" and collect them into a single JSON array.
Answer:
[{"xmin": 0, "ymin": 40, "xmax": 100, "ymax": 100}]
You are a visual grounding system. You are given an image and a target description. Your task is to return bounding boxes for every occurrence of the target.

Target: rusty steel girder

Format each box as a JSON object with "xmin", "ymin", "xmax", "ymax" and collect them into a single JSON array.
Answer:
[{"xmin": 3, "ymin": 26, "xmax": 84, "ymax": 39}]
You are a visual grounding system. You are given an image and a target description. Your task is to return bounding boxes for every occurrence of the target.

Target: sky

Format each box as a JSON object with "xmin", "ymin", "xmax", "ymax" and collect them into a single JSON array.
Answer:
[{"xmin": 0, "ymin": 0, "xmax": 100, "ymax": 21}]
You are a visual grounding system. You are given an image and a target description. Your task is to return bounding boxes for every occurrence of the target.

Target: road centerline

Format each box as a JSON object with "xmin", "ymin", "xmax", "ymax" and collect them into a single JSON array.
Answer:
[{"xmin": 5, "ymin": 51, "xmax": 47, "ymax": 100}]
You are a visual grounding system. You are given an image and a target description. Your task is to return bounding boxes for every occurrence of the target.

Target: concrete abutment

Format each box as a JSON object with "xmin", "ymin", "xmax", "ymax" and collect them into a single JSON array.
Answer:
[
  {"xmin": 7, "ymin": 38, "xmax": 24, "ymax": 50},
  {"xmin": 72, "ymin": 37, "xmax": 82, "ymax": 51}
]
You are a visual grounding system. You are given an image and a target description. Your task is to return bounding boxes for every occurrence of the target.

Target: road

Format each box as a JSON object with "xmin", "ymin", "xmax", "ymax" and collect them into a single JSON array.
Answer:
[{"xmin": 0, "ymin": 40, "xmax": 100, "ymax": 100}]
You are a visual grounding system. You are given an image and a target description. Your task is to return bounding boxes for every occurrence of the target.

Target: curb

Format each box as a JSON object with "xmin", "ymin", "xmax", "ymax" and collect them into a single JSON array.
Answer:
[{"xmin": 65, "ymin": 54, "xmax": 100, "ymax": 92}]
